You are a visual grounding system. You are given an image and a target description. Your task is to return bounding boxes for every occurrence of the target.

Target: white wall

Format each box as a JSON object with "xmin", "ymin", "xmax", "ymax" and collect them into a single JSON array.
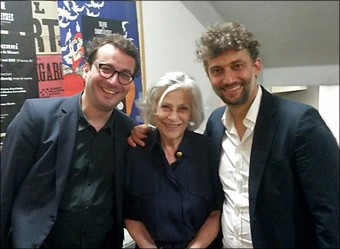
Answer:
[
  {"xmin": 137, "ymin": 2, "xmax": 339, "ymax": 134},
  {"xmin": 138, "ymin": 1, "xmax": 221, "ymax": 133},
  {"xmin": 319, "ymin": 85, "xmax": 339, "ymax": 145},
  {"xmin": 262, "ymin": 65, "xmax": 339, "ymax": 87},
  {"xmin": 272, "ymin": 86, "xmax": 339, "ymax": 146}
]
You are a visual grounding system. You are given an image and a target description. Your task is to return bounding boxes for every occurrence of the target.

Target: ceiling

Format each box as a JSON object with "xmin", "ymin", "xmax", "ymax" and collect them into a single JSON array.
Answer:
[{"xmin": 182, "ymin": 1, "xmax": 339, "ymax": 69}]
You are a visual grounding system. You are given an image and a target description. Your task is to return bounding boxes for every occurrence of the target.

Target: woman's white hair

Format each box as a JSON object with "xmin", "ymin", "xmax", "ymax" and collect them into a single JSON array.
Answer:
[{"xmin": 137, "ymin": 72, "xmax": 204, "ymax": 130}]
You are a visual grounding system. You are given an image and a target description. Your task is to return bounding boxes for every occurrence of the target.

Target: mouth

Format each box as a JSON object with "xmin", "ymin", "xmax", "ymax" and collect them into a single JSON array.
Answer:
[
  {"xmin": 224, "ymin": 83, "xmax": 242, "ymax": 91},
  {"xmin": 102, "ymin": 87, "xmax": 118, "ymax": 95},
  {"xmin": 164, "ymin": 123, "xmax": 181, "ymax": 128}
]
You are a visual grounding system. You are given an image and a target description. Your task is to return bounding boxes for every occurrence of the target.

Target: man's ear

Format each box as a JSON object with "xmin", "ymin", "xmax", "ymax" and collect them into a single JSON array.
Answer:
[
  {"xmin": 254, "ymin": 58, "xmax": 262, "ymax": 77},
  {"xmin": 83, "ymin": 62, "xmax": 90, "ymax": 79}
]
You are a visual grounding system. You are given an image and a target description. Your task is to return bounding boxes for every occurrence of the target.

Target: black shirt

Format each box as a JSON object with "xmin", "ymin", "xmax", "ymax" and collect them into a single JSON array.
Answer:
[{"xmin": 44, "ymin": 110, "xmax": 115, "ymax": 248}]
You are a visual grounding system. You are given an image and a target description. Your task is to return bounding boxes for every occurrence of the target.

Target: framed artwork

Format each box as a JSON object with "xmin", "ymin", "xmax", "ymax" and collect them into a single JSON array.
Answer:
[
  {"xmin": 57, "ymin": 0, "xmax": 145, "ymax": 122},
  {"xmin": 1, "ymin": 0, "xmax": 145, "ymax": 145}
]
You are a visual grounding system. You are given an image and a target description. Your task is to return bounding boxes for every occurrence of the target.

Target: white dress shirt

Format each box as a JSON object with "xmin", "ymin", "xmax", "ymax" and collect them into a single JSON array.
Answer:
[{"xmin": 219, "ymin": 86, "xmax": 262, "ymax": 248}]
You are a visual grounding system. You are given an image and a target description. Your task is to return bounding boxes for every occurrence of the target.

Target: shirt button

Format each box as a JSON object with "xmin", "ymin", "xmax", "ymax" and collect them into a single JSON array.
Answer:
[
  {"xmin": 50, "ymin": 215, "xmax": 56, "ymax": 222},
  {"xmin": 176, "ymin": 151, "xmax": 183, "ymax": 157}
]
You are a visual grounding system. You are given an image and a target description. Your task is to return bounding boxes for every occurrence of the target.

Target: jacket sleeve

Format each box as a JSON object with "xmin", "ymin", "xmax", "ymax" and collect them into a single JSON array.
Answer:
[
  {"xmin": 294, "ymin": 107, "xmax": 339, "ymax": 247},
  {"xmin": 1, "ymin": 100, "xmax": 41, "ymax": 245}
]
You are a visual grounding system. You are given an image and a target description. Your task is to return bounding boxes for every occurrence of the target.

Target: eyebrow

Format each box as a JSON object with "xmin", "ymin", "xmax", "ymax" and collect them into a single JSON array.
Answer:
[{"xmin": 208, "ymin": 59, "xmax": 246, "ymax": 69}]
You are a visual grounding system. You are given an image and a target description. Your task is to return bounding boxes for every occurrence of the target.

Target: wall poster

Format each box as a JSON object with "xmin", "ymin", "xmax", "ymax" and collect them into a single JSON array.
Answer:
[
  {"xmin": 0, "ymin": 0, "xmax": 144, "ymax": 147},
  {"xmin": 1, "ymin": 1, "xmax": 39, "ymax": 145}
]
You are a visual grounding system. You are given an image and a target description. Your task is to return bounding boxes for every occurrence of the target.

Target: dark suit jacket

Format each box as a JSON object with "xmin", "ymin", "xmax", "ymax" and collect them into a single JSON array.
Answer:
[
  {"xmin": 1, "ymin": 94, "xmax": 136, "ymax": 249},
  {"xmin": 204, "ymin": 86, "xmax": 339, "ymax": 248}
]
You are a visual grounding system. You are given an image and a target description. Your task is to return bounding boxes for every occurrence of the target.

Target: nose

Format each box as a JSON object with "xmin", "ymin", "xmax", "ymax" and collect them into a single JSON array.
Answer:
[
  {"xmin": 167, "ymin": 110, "xmax": 179, "ymax": 120},
  {"xmin": 106, "ymin": 72, "xmax": 120, "ymax": 85},
  {"xmin": 222, "ymin": 70, "xmax": 236, "ymax": 84}
]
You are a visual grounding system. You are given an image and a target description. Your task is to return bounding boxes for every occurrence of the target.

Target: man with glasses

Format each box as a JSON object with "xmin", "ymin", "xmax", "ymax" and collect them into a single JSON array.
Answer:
[
  {"xmin": 93, "ymin": 62, "xmax": 135, "ymax": 85},
  {"xmin": 1, "ymin": 33, "xmax": 140, "ymax": 249}
]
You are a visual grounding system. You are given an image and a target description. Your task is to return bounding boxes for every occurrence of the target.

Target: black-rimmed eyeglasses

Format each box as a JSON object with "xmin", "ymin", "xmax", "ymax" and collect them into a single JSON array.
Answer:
[{"xmin": 93, "ymin": 62, "xmax": 134, "ymax": 85}]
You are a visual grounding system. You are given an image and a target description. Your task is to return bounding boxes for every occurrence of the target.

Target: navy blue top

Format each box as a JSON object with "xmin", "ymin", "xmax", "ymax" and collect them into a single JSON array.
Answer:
[{"xmin": 124, "ymin": 129, "xmax": 222, "ymax": 245}]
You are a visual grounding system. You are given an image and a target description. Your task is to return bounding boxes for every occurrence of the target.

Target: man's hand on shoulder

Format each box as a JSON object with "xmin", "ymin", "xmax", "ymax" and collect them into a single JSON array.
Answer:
[{"xmin": 128, "ymin": 124, "xmax": 153, "ymax": 147}]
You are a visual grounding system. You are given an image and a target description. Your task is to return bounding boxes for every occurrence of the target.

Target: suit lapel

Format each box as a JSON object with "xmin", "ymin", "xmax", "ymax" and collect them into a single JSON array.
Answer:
[
  {"xmin": 112, "ymin": 110, "xmax": 128, "ymax": 220},
  {"xmin": 208, "ymin": 106, "xmax": 226, "ymax": 153},
  {"xmin": 248, "ymin": 87, "xmax": 279, "ymax": 217},
  {"xmin": 55, "ymin": 94, "xmax": 80, "ymax": 201}
]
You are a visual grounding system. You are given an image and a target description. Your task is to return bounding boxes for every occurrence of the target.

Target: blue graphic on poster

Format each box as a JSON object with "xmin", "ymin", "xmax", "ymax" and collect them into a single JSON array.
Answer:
[{"xmin": 57, "ymin": 0, "xmax": 142, "ymax": 122}]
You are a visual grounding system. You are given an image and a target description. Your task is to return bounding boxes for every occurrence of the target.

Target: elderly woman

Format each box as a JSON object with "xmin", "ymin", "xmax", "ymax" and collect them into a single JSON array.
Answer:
[{"xmin": 124, "ymin": 72, "xmax": 222, "ymax": 249}]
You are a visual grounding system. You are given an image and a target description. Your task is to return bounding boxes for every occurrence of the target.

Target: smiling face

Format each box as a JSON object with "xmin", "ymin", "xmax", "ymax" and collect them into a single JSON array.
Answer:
[
  {"xmin": 82, "ymin": 43, "xmax": 136, "ymax": 114},
  {"xmin": 155, "ymin": 89, "xmax": 192, "ymax": 144},
  {"xmin": 207, "ymin": 49, "xmax": 262, "ymax": 108}
]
